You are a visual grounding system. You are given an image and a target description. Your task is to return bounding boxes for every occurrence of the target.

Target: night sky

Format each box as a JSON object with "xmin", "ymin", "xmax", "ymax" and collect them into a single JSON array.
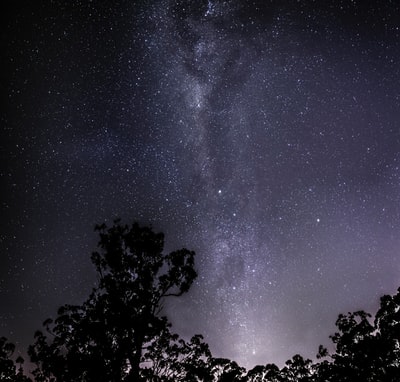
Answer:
[{"xmin": 1, "ymin": 0, "xmax": 400, "ymax": 369}]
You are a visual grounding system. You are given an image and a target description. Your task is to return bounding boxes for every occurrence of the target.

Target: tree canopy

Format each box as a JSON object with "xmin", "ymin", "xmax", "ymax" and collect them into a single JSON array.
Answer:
[
  {"xmin": 28, "ymin": 221, "xmax": 199, "ymax": 382},
  {"xmin": 2, "ymin": 220, "xmax": 400, "ymax": 381}
]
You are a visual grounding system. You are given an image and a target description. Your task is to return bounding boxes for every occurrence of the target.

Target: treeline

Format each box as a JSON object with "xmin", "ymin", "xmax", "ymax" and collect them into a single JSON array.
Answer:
[{"xmin": 1, "ymin": 221, "xmax": 399, "ymax": 381}]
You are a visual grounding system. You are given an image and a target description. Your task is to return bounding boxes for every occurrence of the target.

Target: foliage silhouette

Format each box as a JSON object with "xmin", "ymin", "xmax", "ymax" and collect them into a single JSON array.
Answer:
[
  {"xmin": 28, "ymin": 220, "xmax": 198, "ymax": 382},
  {"xmin": 314, "ymin": 287, "xmax": 400, "ymax": 382},
  {"xmin": 280, "ymin": 354, "xmax": 314, "ymax": 382},
  {"xmin": 246, "ymin": 363, "xmax": 283, "ymax": 382},
  {"xmin": 140, "ymin": 324, "xmax": 212, "ymax": 381},
  {"xmin": 0, "ymin": 336, "xmax": 16, "ymax": 381},
  {"xmin": 210, "ymin": 358, "xmax": 246, "ymax": 382},
  {"xmin": 2, "ymin": 218, "xmax": 400, "ymax": 381},
  {"xmin": 0, "ymin": 336, "xmax": 31, "ymax": 381}
]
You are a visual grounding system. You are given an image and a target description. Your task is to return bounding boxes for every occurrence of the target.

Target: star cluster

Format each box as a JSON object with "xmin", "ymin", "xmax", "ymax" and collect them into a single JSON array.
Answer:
[{"xmin": 1, "ymin": 0, "xmax": 400, "ymax": 368}]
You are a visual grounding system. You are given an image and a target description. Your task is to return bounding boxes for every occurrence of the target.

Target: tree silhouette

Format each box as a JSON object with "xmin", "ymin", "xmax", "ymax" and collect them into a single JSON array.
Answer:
[
  {"xmin": 315, "ymin": 287, "xmax": 400, "ymax": 382},
  {"xmin": 210, "ymin": 358, "xmax": 246, "ymax": 382},
  {"xmin": 5, "ymin": 218, "xmax": 400, "ymax": 381},
  {"xmin": 280, "ymin": 354, "xmax": 314, "ymax": 382},
  {"xmin": 246, "ymin": 363, "xmax": 282, "ymax": 382},
  {"xmin": 0, "ymin": 337, "xmax": 15, "ymax": 381},
  {"xmin": 140, "ymin": 324, "xmax": 212, "ymax": 381},
  {"xmin": 28, "ymin": 221, "xmax": 197, "ymax": 382},
  {"xmin": 0, "ymin": 336, "xmax": 18, "ymax": 380},
  {"xmin": 237, "ymin": 287, "xmax": 400, "ymax": 382},
  {"xmin": 0, "ymin": 337, "xmax": 31, "ymax": 381},
  {"xmin": 373, "ymin": 288, "xmax": 400, "ymax": 380}
]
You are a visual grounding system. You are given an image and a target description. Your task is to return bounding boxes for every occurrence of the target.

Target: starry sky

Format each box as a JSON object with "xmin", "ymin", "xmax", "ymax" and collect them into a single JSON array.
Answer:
[{"xmin": 1, "ymin": 0, "xmax": 400, "ymax": 369}]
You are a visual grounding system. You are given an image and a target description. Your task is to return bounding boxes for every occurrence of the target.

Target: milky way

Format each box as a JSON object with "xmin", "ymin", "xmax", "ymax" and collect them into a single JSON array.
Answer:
[{"xmin": 1, "ymin": 0, "xmax": 400, "ymax": 368}]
